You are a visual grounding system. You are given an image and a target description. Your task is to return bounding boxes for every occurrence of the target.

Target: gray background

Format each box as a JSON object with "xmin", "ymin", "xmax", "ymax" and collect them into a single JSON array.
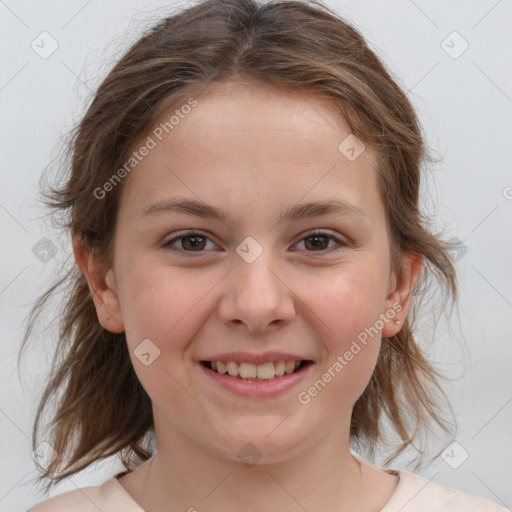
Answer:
[{"xmin": 1, "ymin": 0, "xmax": 511, "ymax": 510}]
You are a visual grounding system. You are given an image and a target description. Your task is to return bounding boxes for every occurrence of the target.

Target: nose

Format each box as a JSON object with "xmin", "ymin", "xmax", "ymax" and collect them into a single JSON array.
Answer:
[{"xmin": 217, "ymin": 253, "xmax": 295, "ymax": 333}]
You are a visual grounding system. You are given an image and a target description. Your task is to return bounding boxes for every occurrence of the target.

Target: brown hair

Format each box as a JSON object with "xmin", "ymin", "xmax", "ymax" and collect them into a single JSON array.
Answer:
[{"xmin": 19, "ymin": 0, "xmax": 459, "ymax": 494}]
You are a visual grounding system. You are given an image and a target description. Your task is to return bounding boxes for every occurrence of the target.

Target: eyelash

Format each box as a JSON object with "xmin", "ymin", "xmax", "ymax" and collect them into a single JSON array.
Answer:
[{"xmin": 162, "ymin": 229, "xmax": 348, "ymax": 256}]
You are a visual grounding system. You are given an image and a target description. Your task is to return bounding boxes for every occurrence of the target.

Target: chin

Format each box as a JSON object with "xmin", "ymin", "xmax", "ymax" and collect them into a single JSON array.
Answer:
[{"xmin": 212, "ymin": 423, "xmax": 312, "ymax": 466}]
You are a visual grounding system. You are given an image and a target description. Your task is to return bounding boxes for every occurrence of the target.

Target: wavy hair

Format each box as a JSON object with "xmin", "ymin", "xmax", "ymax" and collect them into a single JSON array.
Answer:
[{"xmin": 19, "ymin": 0, "xmax": 459, "ymax": 494}]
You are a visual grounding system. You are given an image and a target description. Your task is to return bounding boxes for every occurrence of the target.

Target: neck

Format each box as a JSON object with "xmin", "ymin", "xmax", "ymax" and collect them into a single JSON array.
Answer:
[{"xmin": 139, "ymin": 412, "xmax": 365, "ymax": 512}]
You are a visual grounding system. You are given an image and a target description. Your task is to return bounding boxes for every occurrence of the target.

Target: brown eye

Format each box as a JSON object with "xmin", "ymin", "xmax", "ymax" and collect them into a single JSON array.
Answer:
[
  {"xmin": 293, "ymin": 230, "xmax": 347, "ymax": 253},
  {"xmin": 304, "ymin": 234, "xmax": 330, "ymax": 251},
  {"xmin": 163, "ymin": 232, "xmax": 215, "ymax": 253},
  {"xmin": 180, "ymin": 235, "xmax": 207, "ymax": 251}
]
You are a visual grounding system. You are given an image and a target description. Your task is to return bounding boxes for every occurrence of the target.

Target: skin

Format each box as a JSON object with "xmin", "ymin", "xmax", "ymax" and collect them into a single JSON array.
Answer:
[{"xmin": 74, "ymin": 81, "xmax": 422, "ymax": 512}]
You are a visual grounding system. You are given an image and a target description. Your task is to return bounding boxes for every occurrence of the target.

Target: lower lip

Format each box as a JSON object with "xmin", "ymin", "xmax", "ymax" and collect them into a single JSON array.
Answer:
[{"xmin": 198, "ymin": 362, "xmax": 314, "ymax": 398}]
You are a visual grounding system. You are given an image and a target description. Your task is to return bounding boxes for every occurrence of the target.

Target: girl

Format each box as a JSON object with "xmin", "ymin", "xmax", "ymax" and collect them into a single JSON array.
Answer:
[{"xmin": 21, "ymin": 0, "xmax": 508, "ymax": 510}]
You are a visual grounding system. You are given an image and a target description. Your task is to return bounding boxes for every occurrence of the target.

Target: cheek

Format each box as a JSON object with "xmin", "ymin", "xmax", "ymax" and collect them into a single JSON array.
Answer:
[
  {"xmin": 300, "ymin": 260, "xmax": 387, "ymax": 338},
  {"xmin": 118, "ymin": 262, "xmax": 220, "ymax": 347},
  {"xmin": 117, "ymin": 264, "xmax": 220, "ymax": 407},
  {"xmin": 295, "ymin": 260, "xmax": 385, "ymax": 388}
]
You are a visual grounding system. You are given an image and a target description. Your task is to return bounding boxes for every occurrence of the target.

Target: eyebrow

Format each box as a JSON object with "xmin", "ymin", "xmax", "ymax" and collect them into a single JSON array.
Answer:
[{"xmin": 140, "ymin": 197, "xmax": 371, "ymax": 225}]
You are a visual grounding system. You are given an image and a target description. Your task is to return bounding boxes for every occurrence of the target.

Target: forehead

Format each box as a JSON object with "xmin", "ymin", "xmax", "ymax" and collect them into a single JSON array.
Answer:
[
  {"xmin": 167, "ymin": 82, "xmax": 360, "ymax": 153},
  {"xmin": 117, "ymin": 83, "xmax": 384, "ymax": 227}
]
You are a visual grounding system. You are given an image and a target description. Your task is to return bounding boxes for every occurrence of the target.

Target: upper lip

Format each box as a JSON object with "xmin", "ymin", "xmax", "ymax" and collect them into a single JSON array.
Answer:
[{"xmin": 199, "ymin": 351, "xmax": 313, "ymax": 365}]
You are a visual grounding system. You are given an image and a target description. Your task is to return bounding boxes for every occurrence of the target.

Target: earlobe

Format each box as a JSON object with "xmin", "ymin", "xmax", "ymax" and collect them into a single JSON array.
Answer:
[
  {"xmin": 72, "ymin": 237, "xmax": 125, "ymax": 333},
  {"xmin": 381, "ymin": 252, "xmax": 423, "ymax": 338}
]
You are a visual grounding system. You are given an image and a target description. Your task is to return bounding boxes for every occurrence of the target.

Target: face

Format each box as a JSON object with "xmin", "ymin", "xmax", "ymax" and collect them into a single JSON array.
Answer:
[{"xmin": 78, "ymin": 82, "xmax": 417, "ymax": 464}]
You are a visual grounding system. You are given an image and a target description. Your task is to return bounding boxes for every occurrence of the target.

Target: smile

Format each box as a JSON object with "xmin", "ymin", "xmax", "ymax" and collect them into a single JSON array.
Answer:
[
  {"xmin": 201, "ymin": 360, "xmax": 312, "ymax": 380},
  {"xmin": 198, "ymin": 359, "xmax": 314, "ymax": 398}
]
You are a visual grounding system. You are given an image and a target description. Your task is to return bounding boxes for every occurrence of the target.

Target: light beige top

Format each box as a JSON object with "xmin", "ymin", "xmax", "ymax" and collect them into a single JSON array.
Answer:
[{"xmin": 27, "ymin": 467, "xmax": 510, "ymax": 512}]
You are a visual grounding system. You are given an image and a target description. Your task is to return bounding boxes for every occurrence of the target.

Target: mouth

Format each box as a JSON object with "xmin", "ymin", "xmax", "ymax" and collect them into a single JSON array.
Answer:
[{"xmin": 200, "ymin": 359, "xmax": 313, "ymax": 381}]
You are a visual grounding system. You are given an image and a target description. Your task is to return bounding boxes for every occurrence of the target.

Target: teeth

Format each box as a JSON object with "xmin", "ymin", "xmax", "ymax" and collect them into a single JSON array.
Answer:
[
  {"xmin": 274, "ymin": 360, "xmax": 286, "ymax": 377},
  {"xmin": 285, "ymin": 361, "xmax": 296, "ymax": 374},
  {"xmin": 208, "ymin": 359, "xmax": 305, "ymax": 380},
  {"xmin": 239, "ymin": 363, "xmax": 257, "ymax": 378},
  {"xmin": 256, "ymin": 362, "xmax": 274, "ymax": 379},
  {"xmin": 227, "ymin": 361, "xmax": 238, "ymax": 377}
]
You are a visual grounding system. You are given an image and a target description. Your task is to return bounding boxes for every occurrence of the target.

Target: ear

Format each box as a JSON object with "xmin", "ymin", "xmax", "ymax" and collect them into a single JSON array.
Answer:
[
  {"xmin": 381, "ymin": 252, "xmax": 423, "ymax": 338},
  {"xmin": 72, "ymin": 236, "xmax": 125, "ymax": 333}
]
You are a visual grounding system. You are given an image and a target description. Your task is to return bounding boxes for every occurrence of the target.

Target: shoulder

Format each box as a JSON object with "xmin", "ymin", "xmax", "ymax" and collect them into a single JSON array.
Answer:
[
  {"xmin": 26, "ymin": 483, "xmax": 103, "ymax": 512},
  {"xmin": 384, "ymin": 469, "xmax": 510, "ymax": 512},
  {"xmin": 26, "ymin": 476, "xmax": 141, "ymax": 512}
]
